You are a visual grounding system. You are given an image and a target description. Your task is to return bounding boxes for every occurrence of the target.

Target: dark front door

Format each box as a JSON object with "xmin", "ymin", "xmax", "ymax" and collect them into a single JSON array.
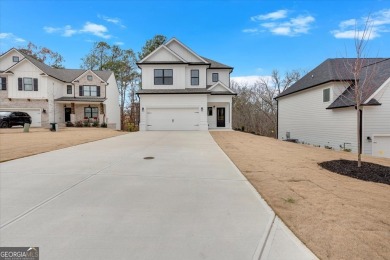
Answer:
[
  {"xmin": 217, "ymin": 107, "xmax": 225, "ymax": 127},
  {"xmin": 65, "ymin": 108, "xmax": 71, "ymax": 122}
]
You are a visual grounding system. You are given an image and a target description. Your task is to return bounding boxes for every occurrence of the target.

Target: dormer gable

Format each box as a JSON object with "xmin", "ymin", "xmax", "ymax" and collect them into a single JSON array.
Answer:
[
  {"xmin": 139, "ymin": 45, "xmax": 186, "ymax": 64},
  {"xmin": 73, "ymin": 69, "xmax": 107, "ymax": 84},
  {"xmin": 165, "ymin": 38, "xmax": 207, "ymax": 63},
  {"xmin": 208, "ymin": 81, "xmax": 235, "ymax": 93},
  {"xmin": 0, "ymin": 48, "xmax": 25, "ymax": 71}
]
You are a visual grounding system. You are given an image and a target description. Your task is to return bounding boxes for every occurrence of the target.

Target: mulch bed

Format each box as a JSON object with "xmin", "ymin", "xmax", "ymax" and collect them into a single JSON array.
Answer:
[{"xmin": 319, "ymin": 159, "xmax": 390, "ymax": 185}]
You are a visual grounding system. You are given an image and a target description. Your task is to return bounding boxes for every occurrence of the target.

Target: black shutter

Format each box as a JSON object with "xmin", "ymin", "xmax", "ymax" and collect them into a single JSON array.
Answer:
[
  {"xmin": 79, "ymin": 86, "xmax": 83, "ymax": 96},
  {"xmin": 97, "ymin": 86, "xmax": 100, "ymax": 96},
  {"xmin": 33, "ymin": 78, "xmax": 38, "ymax": 91},
  {"xmin": 18, "ymin": 78, "xmax": 23, "ymax": 91},
  {"xmin": 1, "ymin": 77, "xmax": 6, "ymax": 90}
]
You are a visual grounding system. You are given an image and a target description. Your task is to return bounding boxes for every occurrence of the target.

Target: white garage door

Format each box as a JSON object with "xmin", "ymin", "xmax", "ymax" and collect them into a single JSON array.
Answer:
[
  {"xmin": 0, "ymin": 108, "xmax": 42, "ymax": 127},
  {"xmin": 147, "ymin": 108, "xmax": 199, "ymax": 131},
  {"xmin": 372, "ymin": 135, "xmax": 390, "ymax": 158}
]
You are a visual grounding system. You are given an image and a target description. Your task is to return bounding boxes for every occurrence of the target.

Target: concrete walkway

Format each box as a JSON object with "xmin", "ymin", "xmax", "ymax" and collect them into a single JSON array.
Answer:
[{"xmin": 0, "ymin": 131, "xmax": 317, "ymax": 259}]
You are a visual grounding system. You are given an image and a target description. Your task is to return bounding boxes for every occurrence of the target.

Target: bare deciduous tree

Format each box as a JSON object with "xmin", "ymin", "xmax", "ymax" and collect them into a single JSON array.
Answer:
[
  {"xmin": 232, "ymin": 69, "xmax": 301, "ymax": 137},
  {"xmin": 336, "ymin": 16, "xmax": 379, "ymax": 167}
]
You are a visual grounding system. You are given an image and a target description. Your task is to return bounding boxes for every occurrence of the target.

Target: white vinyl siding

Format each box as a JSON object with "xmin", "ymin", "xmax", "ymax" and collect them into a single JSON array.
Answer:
[
  {"xmin": 278, "ymin": 83, "xmax": 357, "ymax": 152},
  {"xmin": 362, "ymin": 82, "xmax": 390, "ymax": 155}
]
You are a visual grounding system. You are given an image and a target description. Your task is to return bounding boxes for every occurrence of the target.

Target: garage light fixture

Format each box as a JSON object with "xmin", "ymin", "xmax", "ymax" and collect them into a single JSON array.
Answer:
[
  {"xmin": 142, "ymin": 107, "xmax": 144, "ymax": 112},
  {"xmin": 42, "ymin": 109, "xmax": 46, "ymax": 113},
  {"xmin": 201, "ymin": 107, "xmax": 203, "ymax": 112}
]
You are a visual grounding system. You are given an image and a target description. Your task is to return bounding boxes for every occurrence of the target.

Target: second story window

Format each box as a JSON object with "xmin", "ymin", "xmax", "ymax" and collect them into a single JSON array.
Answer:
[
  {"xmin": 79, "ymin": 85, "xmax": 100, "ymax": 97},
  {"xmin": 67, "ymin": 85, "xmax": 72, "ymax": 94},
  {"xmin": 323, "ymin": 88, "xmax": 330, "ymax": 102},
  {"xmin": 12, "ymin": 56, "xmax": 19, "ymax": 62},
  {"xmin": 212, "ymin": 73, "xmax": 219, "ymax": 82},
  {"xmin": 18, "ymin": 77, "xmax": 38, "ymax": 91},
  {"xmin": 191, "ymin": 70, "xmax": 199, "ymax": 85},
  {"xmin": 154, "ymin": 69, "xmax": 173, "ymax": 85}
]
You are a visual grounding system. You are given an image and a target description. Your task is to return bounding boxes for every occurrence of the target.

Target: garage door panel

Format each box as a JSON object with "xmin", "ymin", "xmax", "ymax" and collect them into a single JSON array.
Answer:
[
  {"xmin": 0, "ymin": 108, "xmax": 41, "ymax": 127},
  {"xmin": 147, "ymin": 108, "xmax": 199, "ymax": 131}
]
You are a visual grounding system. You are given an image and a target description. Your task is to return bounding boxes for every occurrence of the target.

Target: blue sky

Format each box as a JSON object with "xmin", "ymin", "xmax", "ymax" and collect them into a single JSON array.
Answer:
[{"xmin": 1, "ymin": 0, "xmax": 390, "ymax": 83}]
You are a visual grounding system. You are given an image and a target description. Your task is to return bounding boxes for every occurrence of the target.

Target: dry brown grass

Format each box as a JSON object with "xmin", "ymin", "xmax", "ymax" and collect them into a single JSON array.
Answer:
[
  {"xmin": 0, "ymin": 127, "xmax": 127, "ymax": 162},
  {"xmin": 211, "ymin": 131, "xmax": 390, "ymax": 260}
]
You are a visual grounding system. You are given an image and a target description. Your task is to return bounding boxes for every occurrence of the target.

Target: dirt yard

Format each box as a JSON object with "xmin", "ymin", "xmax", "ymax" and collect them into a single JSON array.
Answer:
[
  {"xmin": 0, "ymin": 127, "xmax": 127, "ymax": 162},
  {"xmin": 211, "ymin": 131, "xmax": 390, "ymax": 260}
]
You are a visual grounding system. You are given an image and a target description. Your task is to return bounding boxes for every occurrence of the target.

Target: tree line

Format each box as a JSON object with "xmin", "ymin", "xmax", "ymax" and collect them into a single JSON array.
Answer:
[{"xmin": 231, "ymin": 70, "xmax": 301, "ymax": 138}]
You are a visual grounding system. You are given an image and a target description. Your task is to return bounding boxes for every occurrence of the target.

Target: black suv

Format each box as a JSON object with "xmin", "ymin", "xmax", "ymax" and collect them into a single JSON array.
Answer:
[{"xmin": 0, "ymin": 111, "xmax": 32, "ymax": 128}]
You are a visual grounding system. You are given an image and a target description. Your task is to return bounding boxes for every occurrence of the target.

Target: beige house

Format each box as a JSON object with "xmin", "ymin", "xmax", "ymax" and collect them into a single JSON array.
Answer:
[{"xmin": 0, "ymin": 48, "xmax": 120, "ymax": 129}]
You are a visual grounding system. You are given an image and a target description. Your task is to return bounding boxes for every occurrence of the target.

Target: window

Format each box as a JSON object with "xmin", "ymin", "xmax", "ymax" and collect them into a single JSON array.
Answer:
[
  {"xmin": 0, "ymin": 77, "xmax": 6, "ymax": 90},
  {"xmin": 208, "ymin": 107, "xmax": 213, "ymax": 116},
  {"xmin": 212, "ymin": 73, "xmax": 219, "ymax": 82},
  {"xmin": 83, "ymin": 85, "xmax": 98, "ymax": 96},
  {"xmin": 84, "ymin": 107, "xmax": 99, "ymax": 118},
  {"xmin": 67, "ymin": 85, "xmax": 72, "ymax": 94},
  {"xmin": 18, "ymin": 77, "xmax": 38, "ymax": 91},
  {"xmin": 323, "ymin": 88, "xmax": 330, "ymax": 102},
  {"xmin": 12, "ymin": 56, "xmax": 19, "ymax": 62},
  {"xmin": 191, "ymin": 70, "xmax": 199, "ymax": 85},
  {"xmin": 87, "ymin": 75, "xmax": 93, "ymax": 81},
  {"xmin": 154, "ymin": 69, "xmax": 173, "ymax": 85},
  {"xmin": 23, "ymin": 78, "xmax": 33, "ymax": 91}
]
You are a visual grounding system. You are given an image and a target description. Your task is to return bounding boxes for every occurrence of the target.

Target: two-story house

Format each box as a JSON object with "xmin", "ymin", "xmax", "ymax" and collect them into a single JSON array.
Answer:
[
  {"xmin": 276, "ymin": 58, "xmax": 390, "ymax": 158},
  {"xmin": 137, "ymin": 38, "xmax": 236, "ymax": 131},
  {"xmin": 0, "ymin": 48, "xmax": 120, "ymax": 130}
]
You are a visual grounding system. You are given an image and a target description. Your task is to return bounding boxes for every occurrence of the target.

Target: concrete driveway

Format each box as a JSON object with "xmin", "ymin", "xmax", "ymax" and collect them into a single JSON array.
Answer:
[{"xmin": 0, "ymin": 131, "xmax": 316, "ymax": 259}]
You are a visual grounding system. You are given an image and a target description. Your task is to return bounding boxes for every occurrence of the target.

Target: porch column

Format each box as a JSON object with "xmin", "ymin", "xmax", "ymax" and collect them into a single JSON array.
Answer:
[
  {"xmin": 229, "ymin": 101, "xmax": 232, "ymax": 129},
  {"xmin": 99, "ymin": 103, "xmax": 105, "ymax": 123},
  {"xmin": 70, "ymin": 102, "xmax": 76, "ymax": 123}
]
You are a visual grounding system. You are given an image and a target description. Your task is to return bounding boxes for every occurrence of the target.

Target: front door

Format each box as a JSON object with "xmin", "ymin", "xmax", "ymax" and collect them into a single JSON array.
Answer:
[
  {"xmin": 217, "ymin": 108, "xmax": 225, "ymax": 127},
  {"xmin": 65, "ymin": 108, "xmax": 71, "ymax": 122}
]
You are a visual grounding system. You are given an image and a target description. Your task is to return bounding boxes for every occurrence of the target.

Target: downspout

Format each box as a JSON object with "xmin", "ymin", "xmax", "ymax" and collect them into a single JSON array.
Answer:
[
  {"xmin": 359, "ymin": 108, "xmax": 363, "ymax": 154},
  {"xmin": 276, "ymin": 99, "xmax": 279, "ymax": 139}
]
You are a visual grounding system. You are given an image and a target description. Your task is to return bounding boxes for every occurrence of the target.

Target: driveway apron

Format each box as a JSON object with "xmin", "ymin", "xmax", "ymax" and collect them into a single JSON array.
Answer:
[{"xmin": 0, "ymin": 131, "xmax": 316, "ymax": 259}]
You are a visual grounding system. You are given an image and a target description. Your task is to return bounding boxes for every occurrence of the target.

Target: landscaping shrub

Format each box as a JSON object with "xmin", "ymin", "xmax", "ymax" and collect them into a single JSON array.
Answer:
[
  {"xmin": 65, "ymin": 121, "xmax": 74, "ymax": 127},
  {"xmin": 83, "ymin": 120, "xmax": 90, "ymax": 127},
  {"xmin": 100, "ymin": 122, "xmax": 107, "ymax": 128},
  {"xmin": 92, "ymin": 121, "xmax": 99, "ymax": 127},
  {"xmin": 75, "ymin": 121, "xmax": 83, "ymax": 127}
]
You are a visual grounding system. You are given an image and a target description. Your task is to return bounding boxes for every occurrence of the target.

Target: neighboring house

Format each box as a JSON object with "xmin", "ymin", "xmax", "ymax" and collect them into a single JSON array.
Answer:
[
  {"xmin": 0, "ymin": 48, "xmax": 120, "ymax": 130},
  {"xmin": 276, "ymin": 58, "xmax": 390, "ymax": 158},
  {"xmin": 137, "ymin": 38, "xmax": 236, "ymax": 131}
]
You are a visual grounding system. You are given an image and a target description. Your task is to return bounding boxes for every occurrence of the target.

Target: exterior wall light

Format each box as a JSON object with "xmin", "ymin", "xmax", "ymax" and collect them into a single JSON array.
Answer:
[{"xmin": 142, "ymin": 107, "xmax": 144, "ymax": 112}]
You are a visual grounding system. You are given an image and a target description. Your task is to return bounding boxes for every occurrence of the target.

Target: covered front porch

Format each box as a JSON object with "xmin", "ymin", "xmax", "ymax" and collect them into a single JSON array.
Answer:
[
  {"xmin": 207, "ymin": 100, "xmax": 232, "ymax": 129},
  {"xmin": 55, "ymin": 97, "xmax": 106, "ymax": 126}
]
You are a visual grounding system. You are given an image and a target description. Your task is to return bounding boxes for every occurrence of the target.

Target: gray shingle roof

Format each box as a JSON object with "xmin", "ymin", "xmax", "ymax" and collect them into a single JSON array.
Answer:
[
  {"xmin": 326, "ymin": 58, "xmax": 390, "ymax": 109},
  {"xmin": 13, "ymin": 50, "xmax": 113, "ymax": 83},
  {"xmin": 276, "ymin": 58, "xmax": 387, "ymax": 99},
  {"xmin": 201, "ymin": 56, "xmax": 233, "ymax": 69}
]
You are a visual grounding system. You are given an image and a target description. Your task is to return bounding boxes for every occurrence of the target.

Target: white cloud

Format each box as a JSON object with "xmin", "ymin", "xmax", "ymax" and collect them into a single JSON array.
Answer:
[
  {"xmin": 98, "ymin": 14, "xmax": 126, "ymax": 28},
  {"xmin": 0, "ymin": 32, "xmax": 26, "ymax": 43},
  {"xmin": 43, "ymin": 22, "xmax": 110, "ymax": 39},
  {"xmin": 242, "ymin": 28, "xmax": 258, "ymax": 33},
  {"xmin": 114, "ymin": 41, "xmax": 124, "ymax": 45},
  {"xmin": 244, "ymin": 10, "xmax": 315, "ymax": 37},
  {"xmin": 81, "ymin": 22, "xmax": 111, "ymax": 39},
  {"xmin": 331, "ymin": 9, "xmax": 390, "ymax": 39},
  {"xmin": 231, "ymin": 75, "xmax": 273, "ymax": 86},
  {"xmin": 62, "ymin": 25, "xmax": 77, "ymax": 37},
  {"xmin": 251, "ymin": 10, "xmax": 288, "ymax": 21}
]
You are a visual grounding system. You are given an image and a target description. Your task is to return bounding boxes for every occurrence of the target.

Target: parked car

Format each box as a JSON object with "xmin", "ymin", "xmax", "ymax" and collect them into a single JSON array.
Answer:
[{"xmin": 0, "ymin": 111, "xmax": 32, "ymax": 128}]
